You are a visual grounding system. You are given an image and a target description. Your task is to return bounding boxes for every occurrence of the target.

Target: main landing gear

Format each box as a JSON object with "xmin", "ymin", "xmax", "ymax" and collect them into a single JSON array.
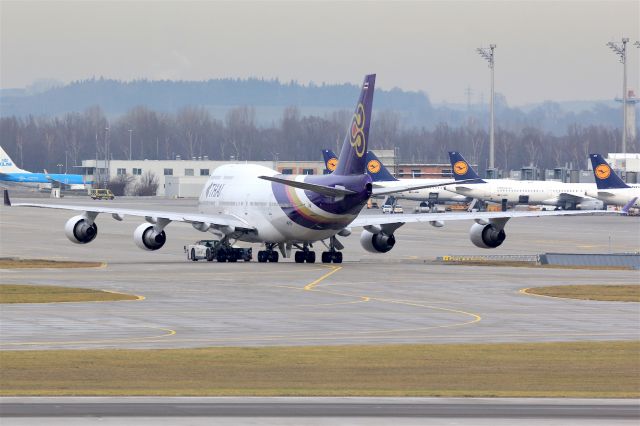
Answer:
[
  {"xmin": 294, "ymin": 243, "xmax": 316, "ymax": 263},
  {"xmin": 257, "ymin": 243, "xmax": 279, "ymax": 263}
]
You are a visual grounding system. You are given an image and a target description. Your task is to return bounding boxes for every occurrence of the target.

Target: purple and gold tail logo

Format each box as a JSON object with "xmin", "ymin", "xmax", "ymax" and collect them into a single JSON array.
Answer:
[
  {"xmin": 349, "ymin": 103, "xmax": 366, "ymax": 158},
  {"xmin": 595, "ymin": 164, "xmax": 611, "ymax": 180}
]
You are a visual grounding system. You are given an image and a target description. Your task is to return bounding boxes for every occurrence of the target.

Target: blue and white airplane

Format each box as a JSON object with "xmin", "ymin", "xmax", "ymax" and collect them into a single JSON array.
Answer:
[
  {"xmin": 589, "ymin": 154, "xmax": 640, "ymax": 208},
  {"xmin": 3, "ymin": 75, "xmax": 611, "ymax": 261},
  {"xmin": 0, "ymin": 146, "xmax": 92, "ymax": 190}
]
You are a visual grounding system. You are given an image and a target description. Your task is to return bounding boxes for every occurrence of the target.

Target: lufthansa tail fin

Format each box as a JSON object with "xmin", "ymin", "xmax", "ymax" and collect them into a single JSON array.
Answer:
[
  {"xmin": 365, "ymin": 151, "xmax": 398, "ymax": 182},
  {"xmin": 333, "ymin": 74, "xmax": 375, "ymax": 176},
  {"xmin": 589, "ymin": 154, "xmax": 629, "ymax": 190},
  {"xmin": 322, "ymin": 149, "xmax": 339, "ymax": 173},
  {"xmin": 448, "ymin": 152, "xmax": 484, "ymax": 183}
]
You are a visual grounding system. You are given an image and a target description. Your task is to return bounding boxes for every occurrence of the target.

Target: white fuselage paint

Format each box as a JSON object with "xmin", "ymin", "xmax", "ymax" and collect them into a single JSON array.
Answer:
[
  {"xmin": 593, "ymin": 185, "xmax": 640, "ymax": 208},
  {"xmin": 197, "ymin": 164, "xmax": 357, "ymax": 244},
  {"xmin": 446, "ymin": 180, "xmax": 600, "ymax": 207},
  {"xmin": 373, "ymin": 179, "xmax": 467, "ymax": 203}
]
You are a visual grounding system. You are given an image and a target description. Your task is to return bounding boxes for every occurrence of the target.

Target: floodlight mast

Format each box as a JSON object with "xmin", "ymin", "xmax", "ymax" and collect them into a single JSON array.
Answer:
[
  {"xmin": 477, "ymin": 44, "xmax": 496, "ymax": 172},
  {"xmin": 606, "ymin": 38, "xmax": 629, "ymax": 159}
]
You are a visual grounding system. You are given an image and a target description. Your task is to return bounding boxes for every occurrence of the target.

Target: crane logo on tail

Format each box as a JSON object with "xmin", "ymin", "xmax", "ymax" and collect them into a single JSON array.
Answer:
[
  {"xmin": 453, "ymin": 161, "xmax": 468, "ymax": 176},
  {"xmin": 595, "ymin": 164, "xmax": 611, "ymax": 180},
  {"xmin": 367, "ymin": 159, "xmax": 381, "ymax": 174},
  {"xmin": 350, "ymin": 103, "xmax": 366, "ymax": 158},
  {"xmin": 327, "ymin": 157, "xmax": 338, "ymax": 171}
]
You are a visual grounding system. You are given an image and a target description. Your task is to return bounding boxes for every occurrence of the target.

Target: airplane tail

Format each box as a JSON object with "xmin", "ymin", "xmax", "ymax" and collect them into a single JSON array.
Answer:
[
  {"xmin": 448, "ymin": 151, "xmax": 484, "ymax": 183},
  {"xmin": 365, "ymin": 151, "xmax": 398, "ymax": 182},
  {"xmin": 322, "ymin": 149, "xmax": 339, "ymax": 173},
  {"xmin": 0, "ymin": 146, "xmax": 27, "ymax": 174},
  {"xmin": 589, "ymin": 154, "xmax": 629, "ymax": 189},
  {"xmin": 333, "ymin": 74, "xmax": 375, "ymax": 176}
]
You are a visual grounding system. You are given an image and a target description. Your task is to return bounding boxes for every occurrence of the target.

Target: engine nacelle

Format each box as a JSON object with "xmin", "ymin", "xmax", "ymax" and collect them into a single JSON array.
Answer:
[
  {"xmin": 65, "ymin": 215, "xmax": 98, "ymax": 244},
  {"xmin": 469, "ymin": 222, "xmax": 506, "ymax": 249},
  {"xmin": 134, "ymin": 223, "xmax": 167, "ymax": 251},
  {"xmin": 360, "ymin": 229, "xmax": 396, "ymax": 253}
]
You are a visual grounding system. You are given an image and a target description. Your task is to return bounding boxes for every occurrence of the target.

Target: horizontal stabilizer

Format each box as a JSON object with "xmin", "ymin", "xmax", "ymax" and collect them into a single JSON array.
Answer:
[
  {"xmin": 372, "ymin": 179, "xmax": 479, "ymax": 197},
  {"xmin": 258, "ymin": 175, "xmax": 357, "ymax": 197}
]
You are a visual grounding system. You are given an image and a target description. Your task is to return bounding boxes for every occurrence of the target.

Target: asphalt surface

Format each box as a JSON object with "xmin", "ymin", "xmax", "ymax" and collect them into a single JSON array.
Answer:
[
  {"xmin": 0, "ymin": 196, "xmax": 639, "ymax": 350},
  {"xmin": 1, "ymin": 397, "xmax": 638, "ymax": 420}
]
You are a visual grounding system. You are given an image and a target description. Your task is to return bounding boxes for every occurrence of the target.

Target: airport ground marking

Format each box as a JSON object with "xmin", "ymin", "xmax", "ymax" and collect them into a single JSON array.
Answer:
[
  {"xmin": 0, "ymin": 326, "xmax": 176, "ymax": 348},
  {"xmin": 304, "ymin": 265, "xmax": 343, "ymax": 291}
]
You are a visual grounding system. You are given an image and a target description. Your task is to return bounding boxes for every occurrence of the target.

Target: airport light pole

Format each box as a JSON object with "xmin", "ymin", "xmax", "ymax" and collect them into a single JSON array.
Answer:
[
  {"xmin": 606, "ymin": 38, "xmax": 629, "ymax": 160},
  {"xmin": 128, "ymin": 129, "xmax": 133, "ymax": 161},
  {"xmin": 477, "ymin": 44, "xmax": 496, "ymax": 173},
  {"xmin": 57, "ymin": 163, "xmax": 63, "ymax": 174},
  {"xmin": 104, "ymin": 126, "xmax": 110, "ymax": 187}
]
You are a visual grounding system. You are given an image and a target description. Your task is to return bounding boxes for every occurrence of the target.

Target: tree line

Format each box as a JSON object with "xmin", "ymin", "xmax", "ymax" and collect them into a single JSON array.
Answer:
[{"xmin": 0, "ymin": 104, "xmax": 634, "ymax": 176}]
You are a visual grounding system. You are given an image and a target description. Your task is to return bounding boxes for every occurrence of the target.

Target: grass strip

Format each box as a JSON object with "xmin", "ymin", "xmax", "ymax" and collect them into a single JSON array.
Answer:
[
  {"xmin": 0, "ymin": 284, "xmax": 139, "ymax": 304},
  {"xmin": 0, "ymin": 258, "xmax": 104, "ymax": 269},
  {"xmin": 1, "ymin": 341, "xmax": 638, "ymax": 397},
  {"xmin": 526, "ymin": 285, "xmax": 640, "ymax": 302}
]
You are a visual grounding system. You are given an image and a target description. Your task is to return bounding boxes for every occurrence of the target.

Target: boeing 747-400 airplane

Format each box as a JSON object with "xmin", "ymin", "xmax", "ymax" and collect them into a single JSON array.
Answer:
[{"xmin": 3, "ymin": 75, "xmax": 611, "ymax": 262}]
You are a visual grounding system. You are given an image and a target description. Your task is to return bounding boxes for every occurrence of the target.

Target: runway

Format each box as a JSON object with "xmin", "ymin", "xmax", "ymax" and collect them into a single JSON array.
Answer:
[
  {"xmin": 1, "ymin": 197, "xmax": 639, "ymax": 350},
  {"xmin": 1, "ymin": 397, "xmax": 638, "ymax": 421}
]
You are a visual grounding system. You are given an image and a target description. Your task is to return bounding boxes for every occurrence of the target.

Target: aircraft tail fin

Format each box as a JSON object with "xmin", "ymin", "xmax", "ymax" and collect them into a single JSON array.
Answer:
[
  {"xmin": 0, "ymin": 146, "xmax": 27, "ymax": 174},
  {"xmin": 365, "ymin": 151, "xmax": 398, "ymax": 182},
  {"xmin": 322, "ymin": 149, "xmax": 339, "ymax": 173},
  {"xmin": 589, "ymin": 154, "xmax": 629, "ymax": 189},
  {"xmin": 334, "ymin": 74, "xmax": 376, "ymax": 176},
  {"xmin": 448, "ymin": 151, "xmax": 484, "ymax": 183}
]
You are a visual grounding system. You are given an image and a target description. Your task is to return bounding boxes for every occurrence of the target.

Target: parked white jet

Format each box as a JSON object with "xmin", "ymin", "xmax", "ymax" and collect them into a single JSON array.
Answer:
[
  {"xmin": 588, "ymin": 154, "xmax": 640, "ymax": 208},
  {"xmin": 2, "ymin": 75, "xmax": 611, "ymax": 262},
  {"xmin": 446, "ymin": 152, "xmax": 602, "ymax": 210}
]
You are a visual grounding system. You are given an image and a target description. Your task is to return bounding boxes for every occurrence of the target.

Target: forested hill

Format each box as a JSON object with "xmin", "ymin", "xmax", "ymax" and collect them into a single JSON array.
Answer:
[
  {"xmin": 0, "ymin": 78, "xmax": 432, "ymax": 120},
  {"xmin": 0, "ymin": 78, "xmax": 630, "ymax": 134}
]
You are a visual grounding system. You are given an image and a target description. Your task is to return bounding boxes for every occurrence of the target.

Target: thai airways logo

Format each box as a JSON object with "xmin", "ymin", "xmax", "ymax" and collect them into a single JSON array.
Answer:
[
  {"xmin": 0, "ymin": 158, "xmax": 13, "ymax": 168},
  {"xmin": 453, "ymin": 161, "xmax": 468, "ymax": 176},
  {"xmin": 327, "ymin": 157, "xmax": 338, "ymax": 172},
  {"xmin": 595, "ymin": 164, "xmax": 611, "ymax": 180},
  {"xmin": 349, "ymin": 103, "xmax": 366, "ymax": 158},
  {"xmin": 367, "ymin": 159, "xmax": 381, "ymax": 174}
]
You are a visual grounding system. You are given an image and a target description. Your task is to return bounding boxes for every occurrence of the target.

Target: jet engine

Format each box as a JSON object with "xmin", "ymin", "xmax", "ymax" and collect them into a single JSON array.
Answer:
[
  {"xmin": 360, "ymin": 229, "xmax": 396, "ymax": 253},
  {"xmin": 64, "ymin": 215, "xmax": 98, "ymax": 244},
  {"xmin": 469, "ymin": 222, "xmax": 506, "ymax": 249},
  {"xmin": 577, "ymin": 199, "xmax": 604, "ymax": 210},
  {"xmin": 134, "ymin": 223, "xmax": 167, "ymax": 251}
]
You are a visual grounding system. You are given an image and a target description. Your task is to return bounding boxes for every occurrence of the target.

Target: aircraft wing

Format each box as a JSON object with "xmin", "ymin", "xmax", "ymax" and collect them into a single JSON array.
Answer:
[
  {"xmin": 5, "ymin": 196, "xmax": 255, "ymax": 232},
  {"xmin": 350, "ymin": 209, "xmax": 612, "ymax": 228}
]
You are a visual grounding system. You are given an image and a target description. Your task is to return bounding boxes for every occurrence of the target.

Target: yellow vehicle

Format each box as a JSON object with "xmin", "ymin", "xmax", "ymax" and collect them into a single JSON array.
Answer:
[{"xmin": 89, "ymin": 188, "xmax": 115, "ymax": 200}]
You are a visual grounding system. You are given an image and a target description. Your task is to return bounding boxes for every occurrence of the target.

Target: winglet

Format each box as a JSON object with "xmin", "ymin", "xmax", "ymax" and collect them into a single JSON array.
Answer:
[
  {"xmin": 3, "ymin": 189, "xmax": 11, "ymax": 207},
  {"xmin": 621, "ymin": 197, "xmax": 637, "ymax": 215}
]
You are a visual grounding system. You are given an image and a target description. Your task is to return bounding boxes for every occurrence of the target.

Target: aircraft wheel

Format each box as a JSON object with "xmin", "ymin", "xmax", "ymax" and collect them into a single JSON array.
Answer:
[
  {"xmin": 268, "ymin": 251, "xmax": 279, "ymax": 262},
  {"xmin": 333, "ymin": 252, "xmax": 343, "ymax": 264},
  {"xmin": 306, "ymin": 251, "xmax": 316, "ymax": 264},
  {"xmin": 295, "ymin": 251, "xmax": 305, "ymax": 263},
  {"xmin": 257, "ymin": 251, "xmax": 267, "ymax": 263},
  {"xmin": 321, "ymin": 252, "xmax": 331, "ymax": 263}
]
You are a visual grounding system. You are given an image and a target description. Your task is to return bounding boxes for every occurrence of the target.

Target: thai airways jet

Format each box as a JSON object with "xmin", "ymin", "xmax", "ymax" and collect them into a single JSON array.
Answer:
[
  {"xmin": 0, "ymin": 146, "xmax": 91, "ymax": 190},
  {"xmin": 446, "ymin": 152, "xmax": 603, "ymax": 210},
  {"xmin": 2, "ymin": 75, "xmax": 611, "ymax": 261},
  {"xmin": 588, "ymin": 154, "xmax": 640, "ymax": 208},
  {"xmin": 322, "ymin": 149, "xmax": 467, "ymax": 204}
]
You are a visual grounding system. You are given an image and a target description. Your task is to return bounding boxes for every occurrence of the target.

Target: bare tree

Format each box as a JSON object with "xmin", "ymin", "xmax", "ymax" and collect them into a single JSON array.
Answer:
[{"xmin": 133, "ymin": 171, "xmax": 159, "ymax": 196}]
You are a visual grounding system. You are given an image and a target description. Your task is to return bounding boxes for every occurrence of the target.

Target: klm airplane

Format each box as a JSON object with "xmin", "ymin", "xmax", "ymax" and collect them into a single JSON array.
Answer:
[{"xmin": 0, "ymin": 146, "xmax": 92, "ymax": 190}]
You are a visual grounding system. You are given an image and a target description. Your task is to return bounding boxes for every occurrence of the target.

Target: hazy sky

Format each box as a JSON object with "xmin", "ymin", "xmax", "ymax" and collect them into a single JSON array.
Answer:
[{"xmin": 1, "ymin": 0, "xmax": 638, "ymax": 105}]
